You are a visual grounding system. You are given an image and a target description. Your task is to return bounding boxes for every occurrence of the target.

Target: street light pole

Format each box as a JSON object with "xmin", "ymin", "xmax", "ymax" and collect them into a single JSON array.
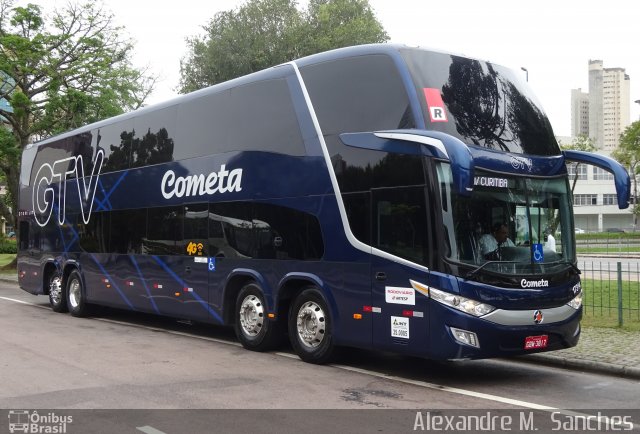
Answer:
[{"xmin": 521, "ymin": 67, "xmax": 529, "ymax": 82}]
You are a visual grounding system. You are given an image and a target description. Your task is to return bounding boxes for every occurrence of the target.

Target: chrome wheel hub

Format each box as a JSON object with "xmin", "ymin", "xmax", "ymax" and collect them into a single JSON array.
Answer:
[
  {"xmin": 239, "ymin": 295, "xmax": 264, "ymax": 337},
  {"xmin": 68, "ymin": 279, "xmax": 81, "ymax": 309},
  {"xmin": 49, "ymin": 276, "xmax": 62, "ymax": 305},
  {"xmin": 296, "ymin": 301, "xmax": 325, "ymax": 348}
]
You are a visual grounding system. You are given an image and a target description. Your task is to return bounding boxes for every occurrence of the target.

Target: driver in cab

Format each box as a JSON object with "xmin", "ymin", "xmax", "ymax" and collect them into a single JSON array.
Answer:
[{"xmin": 479, "ymin": 222, "xmax": 515, "ymax": 260}]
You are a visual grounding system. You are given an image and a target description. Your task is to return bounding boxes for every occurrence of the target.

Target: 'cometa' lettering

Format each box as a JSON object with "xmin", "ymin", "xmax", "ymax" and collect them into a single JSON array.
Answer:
[
  {"xmin": 161, "ymin": 165, "xmax": 243, "ymax": 199},
  {"xmin": 521, "ymin": 279, "xmax": 549, "ymax": 288}
]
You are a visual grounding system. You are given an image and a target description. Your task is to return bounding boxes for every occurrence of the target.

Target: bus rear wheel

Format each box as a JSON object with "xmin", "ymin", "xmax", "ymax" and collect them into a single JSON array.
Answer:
[
  {"xmin": 235, "ymin": 283, "xmax": 282, "ymax": 351},
  {"xmin": 48, "ymin": 272, "xmax": 67, "ymax": 313},
  {"xmin": 288, "ymin": 288, "xmax": 336, "ymax": 364},
  {"xmin": 66, "ymin": 270, "xmax": 90, "ymax": 317}
]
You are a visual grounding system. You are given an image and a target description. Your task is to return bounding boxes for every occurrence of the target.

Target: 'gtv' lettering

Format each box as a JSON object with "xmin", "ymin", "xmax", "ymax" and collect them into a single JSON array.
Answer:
[{"xmin": 32, "ymin": 149, "xmax": 104, "ymax": 227}]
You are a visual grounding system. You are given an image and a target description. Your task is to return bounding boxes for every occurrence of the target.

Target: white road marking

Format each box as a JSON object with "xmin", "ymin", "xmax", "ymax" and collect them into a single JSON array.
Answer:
[
  {"xmin": 136, "ymin": 426, "xmax": 167, "ymax": 434},
  {"xmin": 0, "ymin": 296, "xmax": 48, "ymax": 309}
]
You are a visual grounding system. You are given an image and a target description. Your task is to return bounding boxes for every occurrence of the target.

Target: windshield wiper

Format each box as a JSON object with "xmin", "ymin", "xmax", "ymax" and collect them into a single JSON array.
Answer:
[
  {"xmin": 465, "ymin": 260, "xmax": 518, "ymax": 279},
  {"xmin": 548, "ymin": 260, "xmax": 581, "ymax": 274}
]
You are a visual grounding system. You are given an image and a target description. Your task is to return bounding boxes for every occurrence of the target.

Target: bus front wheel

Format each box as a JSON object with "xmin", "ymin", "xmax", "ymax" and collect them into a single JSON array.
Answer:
[
  {"xmin": 235, "ymin": 283, "xmax": 282, "ymax": 351},
  {"xmin": 66, "ymin": 270, "xmax": 89, "ymax": 317},
  {"xmin": 289, "ymin": 288, "xmax": 336, "ymax": 364}
]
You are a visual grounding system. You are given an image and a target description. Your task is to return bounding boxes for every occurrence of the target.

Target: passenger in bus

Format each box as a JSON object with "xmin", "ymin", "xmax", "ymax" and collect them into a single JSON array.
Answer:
[
  {"xmin": 479, "ymin": 223, "xmax": 515, "ymax": 260},
  {"xmin": 544, "ymin": 227, "xmax": 556, "ymax": 252}
]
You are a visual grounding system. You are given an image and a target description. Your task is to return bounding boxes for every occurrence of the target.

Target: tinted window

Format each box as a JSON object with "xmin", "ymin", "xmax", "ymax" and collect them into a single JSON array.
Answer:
[
  {"xmin": 146, "ymin": 206, "xmax": 182, "ymax": 255},
  {"xmin": 175, "ymin": 90, "xmax": 231, "ymax": 161},
  {"xmin": 209, "ymin": 202, "xmax": 253, "ymax": 258},
  {"xmin": 228, "ymin": 79, "xmax": 305, "ymax": 156},
  {"xmin": 400, "ymin": 49, "xmax": 559, "ymax": 156},
  {"xmin": 132, "ymin": 106, "xmax": 176, "ymax": 167},
  {"xmin": 79, "ymin": 212, "xmax": 109, "ymax": 253},
  {"xmin": 301, "ymin": 55, "xmax": 418, "ymax": 194},
  {"xmin": 19, "ymin": 221, "xmax": 29, "ymax": 250},
  {"xmin": 342, "ymin": 192, "xmax": 370, "ymax": 244},
  {"xmin": 176, "ymin": 78, "xmax": 305, "ymax": 161},
  {"xmin": 252, "ymin": 202, "xmax": 323, "ymax": 260},
  {"xmin": 98, "ymin": 119, "xmax": 134, "ymax": 173},
  {"xmin": 110, "ymin": 209, "xmax": 146, "ymax": 254},
  {"xmin": 372, "ymin": 186, "xmax": 429, "ymax": 266},
  {"xmin": 301, "ymin": 54, "xmax": 414, "ymax": 135},
  {"xmin": 183, "ymin": 203, "xmax": 209, "ymax": 257}
]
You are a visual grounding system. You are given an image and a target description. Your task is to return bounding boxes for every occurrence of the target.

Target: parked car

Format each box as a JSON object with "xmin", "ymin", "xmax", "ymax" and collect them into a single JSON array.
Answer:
[
  {"xmin": 605, "ymin": 228, "xmax": 625, "ymax": 233},
  {"xmin": 574, "ymin": 228, "xmax": 586, "ymax": 234}
]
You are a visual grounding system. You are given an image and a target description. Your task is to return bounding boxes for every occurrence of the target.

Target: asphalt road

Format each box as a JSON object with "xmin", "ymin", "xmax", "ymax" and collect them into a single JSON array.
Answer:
[{"xmin": 1, "ymin": 281, "xmax": 639, "ymax": 433}]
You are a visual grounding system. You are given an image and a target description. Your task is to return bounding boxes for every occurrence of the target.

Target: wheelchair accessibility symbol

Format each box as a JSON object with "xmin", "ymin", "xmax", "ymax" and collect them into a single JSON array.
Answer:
[
  {"xmin": 532, "ymin": 243, "xmax": 544, "ymax": 263},
  {"xmin": 208, "ymin": 257, "xmax": 216, "ymax": 272}
]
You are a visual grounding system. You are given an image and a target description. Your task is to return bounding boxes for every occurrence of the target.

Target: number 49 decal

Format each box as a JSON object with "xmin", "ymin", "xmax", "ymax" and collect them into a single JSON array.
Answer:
[{"xmin": 186, "ymin": 241, "xmax": 204, "ymax": 256}]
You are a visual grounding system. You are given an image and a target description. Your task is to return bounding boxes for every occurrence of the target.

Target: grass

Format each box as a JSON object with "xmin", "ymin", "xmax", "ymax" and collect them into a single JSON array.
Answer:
[
  {"xmin": 0, "ymin": 254, "xmax": 16, "ymax": 268},
  {"xmin": 577, "ymin": 246, "xmax": 640, "ymax": 254},
  {"xmin": 581, "ymin": 277, "xmax": 640, "ymax": 330}
]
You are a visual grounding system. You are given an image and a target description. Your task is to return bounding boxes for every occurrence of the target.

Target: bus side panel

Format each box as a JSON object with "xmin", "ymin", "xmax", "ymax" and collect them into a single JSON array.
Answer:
[{"xmin": 371, "ymin": 258, "xmax": 430, "ymax": 356}]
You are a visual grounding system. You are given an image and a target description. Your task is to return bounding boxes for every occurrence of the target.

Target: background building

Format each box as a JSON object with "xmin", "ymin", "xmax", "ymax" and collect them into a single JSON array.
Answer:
[
  {"xmin": 566, "ymin": 60, "xmax": 634, "ymax": 232},
  {"xmin": 587, "ymin": 60, "xmax": 631, "ymax": 150},
  {"xmin": 570, "ymin": 88, "xmax": 589, "ymax": 137}
]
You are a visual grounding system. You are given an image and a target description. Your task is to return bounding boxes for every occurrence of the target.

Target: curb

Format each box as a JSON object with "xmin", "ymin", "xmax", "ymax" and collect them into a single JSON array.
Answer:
[{"xmin": 513, "ymin": 354, "xmax": 640, "ymax": 380}]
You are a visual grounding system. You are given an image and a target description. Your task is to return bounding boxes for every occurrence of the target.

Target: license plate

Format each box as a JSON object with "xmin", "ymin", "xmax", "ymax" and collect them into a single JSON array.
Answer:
[{"xmin": 524, "ymin": 335, "xmax": 548, "ymax": 350}]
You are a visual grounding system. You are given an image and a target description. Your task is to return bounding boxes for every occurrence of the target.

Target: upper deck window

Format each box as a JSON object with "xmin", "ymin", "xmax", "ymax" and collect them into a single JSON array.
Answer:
[
  {"xmin": 400, "ymin": 49, "xmax": 559, "ymax": 156},
  {"xmin": 300, "ymin": 54, "xmax": 414, "ymax": 136}
]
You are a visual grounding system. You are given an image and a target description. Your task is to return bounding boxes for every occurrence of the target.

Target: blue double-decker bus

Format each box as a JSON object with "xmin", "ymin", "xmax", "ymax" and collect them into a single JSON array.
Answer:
[{"xmin": 18, "ymin": 44, "xmax": 630, "ymax": 364}]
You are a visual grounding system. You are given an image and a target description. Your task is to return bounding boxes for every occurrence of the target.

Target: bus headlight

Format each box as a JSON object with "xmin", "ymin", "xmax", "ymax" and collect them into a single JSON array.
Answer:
[
  {"xmin": 567, "ymin": 292, "xmax": 583, "ymax": 310},
  {"xmin": 429, "ymin": 287, "xmax": 496, "ymax": 317}
]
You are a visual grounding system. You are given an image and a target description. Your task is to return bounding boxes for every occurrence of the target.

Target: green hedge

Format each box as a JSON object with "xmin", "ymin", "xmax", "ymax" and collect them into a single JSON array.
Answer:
[{"xmin": 0, "ymin": 240, "xmax": 17, "ymax": 254}]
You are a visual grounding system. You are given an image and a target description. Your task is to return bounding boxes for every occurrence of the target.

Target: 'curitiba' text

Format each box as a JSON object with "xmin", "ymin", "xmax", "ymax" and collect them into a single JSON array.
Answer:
[{"xmin": 161, "ymin": 165, "xmax": 243, "ymax": 199}]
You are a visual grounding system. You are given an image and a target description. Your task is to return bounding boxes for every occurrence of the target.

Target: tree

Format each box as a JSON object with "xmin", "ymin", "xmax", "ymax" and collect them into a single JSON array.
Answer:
[
  {"xmin": 613, "ymin": 121, "xmax": 640, "ymax": 231},
  {"xmin": 539, "ymin": 135, "xmax": 598, "ymax": 235},
  {"xmin": 561, "ymin": 134, "xmax": 596, "ymax": 193},
  {"xmin": 0, "ymin": 0, "xmax": 156, "ymax": 228},
  {"xmin": 179, "ymin": 0, "xmax": 388, "ymax": 92}
]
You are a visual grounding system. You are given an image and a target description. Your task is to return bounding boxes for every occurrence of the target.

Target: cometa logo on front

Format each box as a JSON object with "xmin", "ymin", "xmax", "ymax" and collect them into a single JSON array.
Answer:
[{"xmin": 521, "ymin": 279, "xmax": 549, "ymax": 288}]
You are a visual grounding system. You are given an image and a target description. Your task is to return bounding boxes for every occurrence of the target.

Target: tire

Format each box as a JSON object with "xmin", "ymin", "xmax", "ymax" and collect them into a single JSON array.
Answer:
[
  {"xmin": 288, "ymin": 288, "xmax": 336, "ymax": 364},
  {"xmin": 66, "ymin": 270, "xmax": 90, "ymax": 317},
  {"xmin": 48, "ymin": 271, "xmax": 67, "ymax": 313},
  {"xmin": 234, "ymin": 283, "xmax": 283, "ymax": 351}
]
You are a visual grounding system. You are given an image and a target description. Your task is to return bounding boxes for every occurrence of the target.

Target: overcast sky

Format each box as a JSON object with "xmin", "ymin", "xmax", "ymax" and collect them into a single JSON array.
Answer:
[{"xmin": 17, "ymin": 0, "xmax": 640, "ymax": 137}]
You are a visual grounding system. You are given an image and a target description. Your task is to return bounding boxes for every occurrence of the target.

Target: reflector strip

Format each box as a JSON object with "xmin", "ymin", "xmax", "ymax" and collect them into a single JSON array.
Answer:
[
  {"xmin": 402, "ymin": 310, "xmax": 425, "ymax": 318},
  {"xmin": 372, "ymin": 307, "xmax": 382, "ymax": 313},
  {"xmin": 353, "ymin": 313, "xmax": 363, "ymax": 320},
  {"xmin": 363, "ymin": 306, "xmax": 372, "ymax": 312}
]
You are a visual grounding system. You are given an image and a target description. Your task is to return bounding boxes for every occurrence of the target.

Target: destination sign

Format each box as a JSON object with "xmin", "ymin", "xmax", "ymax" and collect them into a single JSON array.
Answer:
[{"xmin": 474, "ymin": 176, "xmax": 509, "ymax": 188}]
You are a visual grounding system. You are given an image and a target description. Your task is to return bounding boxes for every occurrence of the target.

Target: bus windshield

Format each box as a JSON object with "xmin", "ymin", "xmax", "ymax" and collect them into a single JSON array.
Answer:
[{"xmin": 436, "ymin": 163, "xmax": 576, "ymax": 276}]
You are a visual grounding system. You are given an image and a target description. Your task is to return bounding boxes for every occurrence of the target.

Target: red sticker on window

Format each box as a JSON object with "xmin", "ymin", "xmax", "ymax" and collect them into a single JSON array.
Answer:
[{"xmin": 423, "ymin": 88, "xmax": 448, "ymax": 123}]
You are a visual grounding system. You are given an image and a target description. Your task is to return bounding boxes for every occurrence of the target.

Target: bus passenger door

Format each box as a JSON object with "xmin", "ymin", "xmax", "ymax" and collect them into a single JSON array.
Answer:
[
  {"xmin": 180, "ymin": 204, "xmax": 211, "ymax": 322},
  {"xmin": 370, "ymin": 187, "xmax": 430, "ymax": 356}
]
